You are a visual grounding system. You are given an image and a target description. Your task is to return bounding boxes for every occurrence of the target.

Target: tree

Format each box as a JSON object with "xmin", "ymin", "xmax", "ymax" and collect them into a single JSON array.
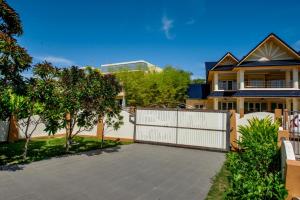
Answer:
[
  {"xmin": 39, "ymin": 66, "xmax": 123, "ymax": 151},
  {"xmin": 0, "ymin": 62, "xmax": 59, "ymax": 160},
  {"xmin": 0, "ymin": 0, "xmax": 32, "ymax": 92},
  {"xmin": 116, "ymin": 66, "xmax": 191, "ymax": 107},
  {"xmin": 15, "ymin": 79, "xmax": 44, "ymax": 160},
  {"xmin": 0, "ymin": 0, "xmax": 32, "ymax": 142},
  {"xmin": 190, "ymin": 78, "xmax": 205, "ymax": 84},
  {"xmin": 0, "ymin": 0, "xmax": 23, "ymax": 36}
]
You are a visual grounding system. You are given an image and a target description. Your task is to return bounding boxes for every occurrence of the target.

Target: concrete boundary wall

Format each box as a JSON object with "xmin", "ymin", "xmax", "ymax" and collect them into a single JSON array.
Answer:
[{"xmin": 281, "ymin": 140, "xmax": 300, "ymax": 200}]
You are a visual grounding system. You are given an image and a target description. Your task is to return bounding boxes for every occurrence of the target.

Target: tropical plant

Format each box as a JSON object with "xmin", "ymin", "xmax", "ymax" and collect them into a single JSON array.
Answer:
[{"xmin": 225, "ymin": 117, "xmax": 287, "ymax": 199}]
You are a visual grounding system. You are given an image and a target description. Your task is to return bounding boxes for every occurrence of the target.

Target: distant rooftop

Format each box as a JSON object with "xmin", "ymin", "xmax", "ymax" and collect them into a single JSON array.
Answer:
[{"xmin": 100, "ymin": 60, "xmax": 162, "ymax": 73}]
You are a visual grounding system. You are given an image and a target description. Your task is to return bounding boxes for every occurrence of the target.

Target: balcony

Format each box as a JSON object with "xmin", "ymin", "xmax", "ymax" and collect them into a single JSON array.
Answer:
[{"xmin": 245, "ymin": 80, "xmax": 293, "ymax": 88}]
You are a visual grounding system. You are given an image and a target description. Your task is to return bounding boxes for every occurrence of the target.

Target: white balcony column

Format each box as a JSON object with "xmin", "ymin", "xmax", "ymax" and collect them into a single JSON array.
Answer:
[
  {"xmin": 293, "ymin": 98, "xmax": 298, "ymax": 111},
  {"xmin": 213, "ymin": 98, "xmax": 218, "ymax": 110},
  {"xmin": 237, "ymin": 72, "xmax": 240, "ymax": 89},
  {"xmin": 285, "ymin": 70, "xmax": 291, "ymax": 87},
  {"xmin": 239, "ymin": 70, "xmax": 245, "ymax": 89},
  {"xmin": 214, "ymin": 72, "xmax": 219, "ymax": 91},
  {"xmin": 293, "ymin": 68, "xmax": 299, "ymax": 89},
  {"xmin": 286, "ymin": 98, "xmax": 292, "ymax": 111}
]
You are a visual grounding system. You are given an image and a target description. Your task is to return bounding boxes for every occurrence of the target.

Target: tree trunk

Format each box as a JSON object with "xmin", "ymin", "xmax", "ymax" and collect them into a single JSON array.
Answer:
[
  {"xmin": 65, "ymin": 127, "xmax": 70, "ymax": 152},
  {"xmin": 101, "ymin": 125, "xmax": 104, "ymax": 149},
  {"xmin": 23, "ymin": 137, "xmax": 30, "ymax": 160},
  {"xmin": 65, "ymin": 113, "xmax": 71, "ymax": 152},
  {"xmin": 6, "ymin": 115, "xmax": 12, "ymax": 142},
  {"xmin": 22, "ymin": 116, "xmax": 32, "ymax": 160}
]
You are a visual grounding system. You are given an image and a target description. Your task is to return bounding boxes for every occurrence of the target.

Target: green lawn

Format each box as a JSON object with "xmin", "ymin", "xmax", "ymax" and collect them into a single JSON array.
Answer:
[
  {"xmin": 0, "ymin": 136, "xmax": 131, "ymax": 165},
  {"xmin": 206, "ymin": 163, "xmax": 230, "ymax": 200}
]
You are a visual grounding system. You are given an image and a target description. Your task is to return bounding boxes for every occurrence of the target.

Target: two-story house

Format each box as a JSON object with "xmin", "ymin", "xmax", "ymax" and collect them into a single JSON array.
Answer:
[{"xmin": 187, "ymin": 33, "xmax": 300, "ymax": 115}]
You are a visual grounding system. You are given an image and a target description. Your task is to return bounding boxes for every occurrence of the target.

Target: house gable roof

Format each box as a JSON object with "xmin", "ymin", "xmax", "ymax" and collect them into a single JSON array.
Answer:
[
  {"xmin": 238, "ymin": 33, "xmax": 300, "ymax": 65},
  {"xmin": 210, "ymin": 52, "xmax": 239, "ymax": 71}
]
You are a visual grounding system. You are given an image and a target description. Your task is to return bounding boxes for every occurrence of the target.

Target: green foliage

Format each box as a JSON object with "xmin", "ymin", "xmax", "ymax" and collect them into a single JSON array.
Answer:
[
  {"xmin": 116, "ymin": 66, "xmax": 191, "ymax": 107},
  {"xmin": 0, "ymin": 0, "xmax": 23, "ymax": 36},
  {"xmin": 225, "ymin": 117, "xmax": 287, "ymax": 200},
  {"xmin": 33, "ymin": 64, "xmax": 123, "ymax": 151},
  {"xmin": 191, "ymin": 78, "xmax": 205, "ymax": 84},
  {"xmin": 0, "ymin": 0, "xmax": 31, "ymax": 99}
]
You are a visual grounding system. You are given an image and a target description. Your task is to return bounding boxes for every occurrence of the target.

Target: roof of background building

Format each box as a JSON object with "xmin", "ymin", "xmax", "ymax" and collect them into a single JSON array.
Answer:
[
  {"xmin": 100, "ymin": 60, "xmax": 162, "ymax": 73},
  {"xmin": 187, "ymin": 84, "xmax": 210, "ymax": 99}
]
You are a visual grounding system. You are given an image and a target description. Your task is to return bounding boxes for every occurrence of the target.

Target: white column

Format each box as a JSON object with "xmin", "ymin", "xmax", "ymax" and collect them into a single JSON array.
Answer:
[
  {"xmin": 237, "ymin": 72, "xmax": 240, "ymax": 90},
  {"xmin": 213, "ymin": 98, "xmax": 218, "ymax": 110},
  {"xmin": 286, "ymin": 98, "xmax": 291, "ymax": 111},
  {"xmin": 214, "ymin": 72, "xmax": 219, "ymax": 91},
  {"xmin": 293, "ymin": 68, "xmax": 299, "ymax": 89},
  {"xmin": 239, "ymin": 70, "xmax": 244, "ymax": 89},
  {"xmin": 293, "ymin": 98, "xmax": 298, "ymax": 111},
  {"xmin": 285, "ymin": 70, "xmax": 291, "ymax": 88}
]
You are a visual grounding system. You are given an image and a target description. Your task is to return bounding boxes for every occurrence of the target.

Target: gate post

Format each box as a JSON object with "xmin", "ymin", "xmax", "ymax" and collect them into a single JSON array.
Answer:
[
  {"xmin": 175, "ymin": 109, "xmax": 179, "ymax": 144},
  {"xmin": 133, "ymin": 108, "xmax": 137, "ymax": 142},
  {"xmin": 229, "ymin": 110, "xmax": 238, "ymax": 151}
]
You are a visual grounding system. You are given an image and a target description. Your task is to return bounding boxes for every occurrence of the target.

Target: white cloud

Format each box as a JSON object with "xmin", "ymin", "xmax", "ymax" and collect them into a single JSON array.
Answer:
[
  {"xmin": 186, "ymin": 18, "xmax": 196, "ymax": 25},
  {"xmin": 161, "ymin": 15, "xmax": 175, "ymax": 40},
  {"xmin": 35, "ymin": 56, "xmax": 74, "ymax": 66}
]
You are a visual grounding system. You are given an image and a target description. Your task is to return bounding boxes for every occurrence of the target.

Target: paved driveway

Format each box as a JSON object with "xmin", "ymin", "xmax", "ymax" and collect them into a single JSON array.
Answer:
[{"xmin": 0, "ymin": 144, "xmax": 225, "ymax": 200}]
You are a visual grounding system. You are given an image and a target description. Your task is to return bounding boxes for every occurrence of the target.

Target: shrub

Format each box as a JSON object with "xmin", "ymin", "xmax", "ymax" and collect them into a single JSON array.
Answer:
[{"xmin": 225, "ymin": 117, "xmax": 287, "ymax": 200}]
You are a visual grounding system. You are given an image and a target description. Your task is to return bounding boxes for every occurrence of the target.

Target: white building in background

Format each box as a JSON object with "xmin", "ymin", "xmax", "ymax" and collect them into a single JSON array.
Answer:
[
  {"xmin": 100, "ymin": 60, "xmax": 162, "ymax": 73},
  {"xmin": 100, "ymin": 60, "xmax": 163, "ymax": 107}
]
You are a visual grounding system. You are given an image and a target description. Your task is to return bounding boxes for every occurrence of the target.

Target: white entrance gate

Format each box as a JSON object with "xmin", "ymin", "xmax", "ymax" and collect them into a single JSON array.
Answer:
[{"xmin": 134, "ymin": 108, "xmax": 230, "ymax": 151}]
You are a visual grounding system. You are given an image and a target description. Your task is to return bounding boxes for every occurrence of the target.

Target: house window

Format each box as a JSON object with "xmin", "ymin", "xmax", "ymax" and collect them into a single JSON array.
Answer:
[
  {"xmin": 195, "ymin": 104, "xmax": 204, "ymax": 109},
  {"xmin": 218, "ymin": 80, "xmax": 237, "ymax": 90},
  {"xmin": 218, "ymin": 102, "xmax": 236, "ymax": 110},
  {"xmin": 244, "ymin": 102, "xmax": 267, "ymax": 113}
]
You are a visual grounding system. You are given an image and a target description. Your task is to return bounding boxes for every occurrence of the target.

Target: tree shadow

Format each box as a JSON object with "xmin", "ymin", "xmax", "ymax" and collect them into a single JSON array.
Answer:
[{"xmin": 0, "ymin": 136, "xmax": 126, "ymax": 171}]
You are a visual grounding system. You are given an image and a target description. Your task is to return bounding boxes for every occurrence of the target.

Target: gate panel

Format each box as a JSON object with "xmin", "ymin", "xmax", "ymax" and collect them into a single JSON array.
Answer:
[
  {"xmin": 177, "ymin": 129, "xmax": 226, "ymax": 149},
  {"xmin": 136, "ymin": 126, "xmax": 176, "ymax": 144},
  {"xmin": 134, "ymin": 108, "xmax": 230, "ymax": 151}
]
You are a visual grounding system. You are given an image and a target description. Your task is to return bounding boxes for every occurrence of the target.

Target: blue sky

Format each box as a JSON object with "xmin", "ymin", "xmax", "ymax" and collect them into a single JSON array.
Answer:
[{"xmin": 9, "ymin": 0, "xmax": 300, "ymax": 78}]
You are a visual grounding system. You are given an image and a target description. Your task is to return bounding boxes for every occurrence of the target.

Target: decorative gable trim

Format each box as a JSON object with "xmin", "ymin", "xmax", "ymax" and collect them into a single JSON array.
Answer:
[
  {"xmin": 210, "ymin": 52, "xmax": 239, "ymax": 71},
  {"xmin": 238, "ymin": 33, "xmax": 300, "ymax": 65}
]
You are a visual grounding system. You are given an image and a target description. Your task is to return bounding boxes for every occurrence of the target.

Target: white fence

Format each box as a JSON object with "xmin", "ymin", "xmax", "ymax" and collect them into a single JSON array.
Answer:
[
  {"xmin": 104, "ymin": 111, "xmax": 134, "ymax": 139},
  {"xmin": 135, "ymin": 108, "xmax": 230, "ymax": 151},
  {"xmin": 0, "ymin": 111, "xmax": 134, "ymax": 142},
  {"xmin": 236, "ymin": 112, "xmax": 274, "ymax": 141},
  {"xmin": 0, "ymin": 121, "xmax": 9, "ymax": 142}
]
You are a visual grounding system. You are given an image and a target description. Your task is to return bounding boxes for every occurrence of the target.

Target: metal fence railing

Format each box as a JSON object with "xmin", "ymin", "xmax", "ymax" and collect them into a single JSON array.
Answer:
[
  {"xmin": 283, "ymin": 110, "xmax": 300, "ymax": 159},
  {"xmin": 245, "ymin": 80, "xmax": 293, "ymax": 88}
]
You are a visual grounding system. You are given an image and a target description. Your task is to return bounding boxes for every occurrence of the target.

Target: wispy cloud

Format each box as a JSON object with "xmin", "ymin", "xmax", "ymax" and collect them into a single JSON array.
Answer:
[
  {"xmin": 161, "ymin": 15, "xmax": 175, "ymax": 40},
  {"xmin": 186, "ymin": 18, "xmax": 196, "ymax": 25},
  {"xmin": 35, "ymin": 56, "xmax": 74, "ymax": 66}
]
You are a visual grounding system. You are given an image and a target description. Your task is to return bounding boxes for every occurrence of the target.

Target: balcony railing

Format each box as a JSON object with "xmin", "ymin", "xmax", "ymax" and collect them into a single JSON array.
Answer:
[{"xmin": 245, "ymin": 80, "xmax": 293, "ymax": 88}]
